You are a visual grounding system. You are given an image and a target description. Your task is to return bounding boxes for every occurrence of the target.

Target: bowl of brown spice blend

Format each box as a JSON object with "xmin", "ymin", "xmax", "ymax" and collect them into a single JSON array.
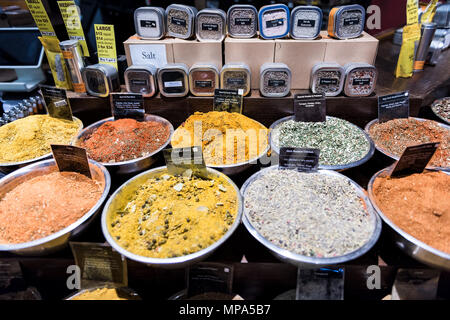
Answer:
[
  {"xmin": 74, "ymin": 114, "xmax": 173, "ymax": 176},
  {"xmin": 0, "ymin": 159, "xmax": 110, "ymax": 256},
  {"xmin": 368, "ymin": 167, "xmax": 450, "ymax": 271}
]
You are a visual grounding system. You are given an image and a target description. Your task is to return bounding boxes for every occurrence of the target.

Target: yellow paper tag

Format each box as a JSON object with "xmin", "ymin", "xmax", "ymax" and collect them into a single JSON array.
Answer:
[
  {"xmin": 421, "ymin": 0, "xmax": 438, "ymax": 23},
  {"xmin": 396, "ymin": 23, "xmax": 421, "ymax": 78},
  {"xmin": 25, "ymin": 0, "xmax": 57, "ymax": 39},
  {"xmin": 57, "ymin": 1, "xmax": 90, "ymax": 57},
  {"xmin": 406, "ymin": 0, "xmax": 419, "ymax": 25},
  {"xmin": 94, "ymin": 24, "xmax": 118, "ymax": 70}
]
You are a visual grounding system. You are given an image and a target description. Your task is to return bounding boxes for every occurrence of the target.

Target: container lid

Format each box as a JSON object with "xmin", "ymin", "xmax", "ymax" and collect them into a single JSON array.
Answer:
[
  {"xmin": 159, "ymin": 63, "xmax": 189, "ymax": 74},
  {"xmin": 311, "ymin": 62, "xmax": 344, "ymax": 74},
  {"xmin": 197, "ymin": 8, "xmax": 226, "ymax": 19},
  {"xmin": 344, "ymin": 63, "xmax": 376, "ymax": 74},
  {"xmin": 125, "ymin": 64, "xmax": 158, "ymax": 75},
  {"xmin": 222, "ymin": 63, "xmax": 251, "ymax": 75},
  {"xmin": 260, "ymin": 62, "xmax": 291, "ymax": 74},
  {"xmin": 228, "ymin": 4, "xmax": 257, "ymax": 14},
  {"xmin": 189, "ymin": 63, "xmax": 220, "ymax": 74}
]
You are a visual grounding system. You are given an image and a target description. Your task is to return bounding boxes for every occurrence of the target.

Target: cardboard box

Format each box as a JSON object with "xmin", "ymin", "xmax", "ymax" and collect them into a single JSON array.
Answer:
[
  {"xmin": 224, "ymin": 37, "xmax": 275, "ymax": 89},
  {"xmin": 123, "ymin": 35, "xmax": 174, "ymax": 68},
  {"xmin": 171, "ymin": 38, "xmax": 222, "ymax": 69}
]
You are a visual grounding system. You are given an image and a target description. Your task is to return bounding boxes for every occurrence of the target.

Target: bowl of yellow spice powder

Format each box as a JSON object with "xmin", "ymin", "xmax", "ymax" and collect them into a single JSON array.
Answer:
[
  {"xmin": 171, "ymin": 111, "xmax": 270, "ymax": 175},
  {"xmin": 101, "ymin": 166, "xmax": 242, "ymax": 268},
  {"xmin": 0, "ymin": 115, "xmax": 83, "ymax": 174}
]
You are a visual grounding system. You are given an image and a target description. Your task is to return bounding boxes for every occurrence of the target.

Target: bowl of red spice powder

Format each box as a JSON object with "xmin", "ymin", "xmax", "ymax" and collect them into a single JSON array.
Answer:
[
  {"xmin": 365, "ymin": 117, "xmax": 450, "ymax": 170},
  {"xmin": 0, "ymin": 158, "xmax": 110, "ymax": 256},
  {"xmin": 368, "ymin": 167, "xmax": 450, "ymax": 271},
  {"xmin": 74, "ymin": 115, "xmax": 173, "ymax": 176}
]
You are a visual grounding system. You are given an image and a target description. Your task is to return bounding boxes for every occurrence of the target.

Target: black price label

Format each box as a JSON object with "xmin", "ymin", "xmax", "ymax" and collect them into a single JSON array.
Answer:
[
  {"xmin": 297, "ymin": 19, "xmax": 316, "ymax": 28},
  {"xmin": 319, "ymin": 78, "xmax": 338, "ymax": 85},
  {"xmin": 226, "ymin": 78, "xmax": 245, "ymax": 86},
  {"xmin": 390, "ymin": 142, "xmax": 439, "ymax": 177},
  {"xmin": 378, "ymin": 91, "xmax": 409, "ymax": 123},
  {"xmin": 194, "ymin": 80, "xmax": 213, "ymax": 88},
  {"xmin": 235, "ymin": 18, "xmax": 251, "ymax": 25},
  {"xmin": 40, "ymin": 85, "xmax": 73, "ymax": 121},
  {"xmin": 279, "ymin": 147, "xmax": 320, "ymax": 172},
  {"xmin": 296, "ymin": 268, "xmax": 345, "ymax": 300},
  {"xmin": 268, "ymin": 79, "xmax": 286, "ymax": 87},
  {"xmin": 213, "ymin": 89, "xmax": 243, "ymax": 113},
  {"xmin": 266, "ymin": 18, "xmax": 284, "ymax": 28},
  {"xmin": 111, "ymin": 93, "xmax": 145, "ymax": 121},
  {"xmin": 171, "ymin": 17, "xmax": 186, "ymax": 27},
  {"xmin": 51, "ymin": 145, "xmax": 92, "ymax": 179},
  {"xmin": 343, "ymin": 12, "xmax": 361, "ymax": 26},
  {"xmin": 140, "ymin": 20, "xmax": 157, "ymax": 28},
  {"xmin": 70, "ymin": 242, "xmax": 127, "ymax": 289},
  {"xmin": 130, "ymin": 79, "xmax": 148, "ymax": 86},
  {"xmin": 186, "ymin": 263, "xmax": 233, "ymax": 298},
  {"xmin": 201, "ymin": 23, "xmax": 219, "ymax": 31},
  {"xmin": 352, "ymin": 78, "xmax": 371, "ymax": 86},
  {"xmin": 294, "ymin": 93, "xmax": 326, "ymax": 122},
  {"xmin": 163, "ymin": 146, "xmax": 208, "ymax": 178}
]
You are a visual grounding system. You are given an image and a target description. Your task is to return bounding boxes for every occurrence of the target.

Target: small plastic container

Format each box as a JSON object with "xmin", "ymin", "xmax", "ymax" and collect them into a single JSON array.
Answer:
[
  {"xmin": 134, "ymin": 7, "xmax": 166, "ymax": 39},
  {"xmin": 220, "ymin": 63, "xmax": 251, "ymax": 96},
  {"xmin": 157, "ymin": 63, "xmax": 189, "ymax": 97},
  {"xmin": 166, "ymin": 4, "xmax": 197, "ymax": 39},
  {"xmin": 260, "ymin": 63, "xmax": 291, "ymax": 97},
  {"xmin": 328, "ymin": 4, "xmax": 365, "ymax": 39},
  {"xmin": 227, "ymin": 4, "xmax": 258, "ymax": 38},
  {"xmin": 82, "ymin": 64, "xmax": 121, "ymax": 98},
  {"xmin": 189, "ymin": 63, "xmax": 220, "ymax": 97},
  {"xmin": 343, "ymin": 63, "xmax": 377, "ymax": 97},
  {"xmin": 196, "ymin": 8, "xmax": 227, "ymax": 42},
  {"xmin": 310, "ymin": 62, "xmax": 345, "ymax": 97},
  {"xmin": 258, "ymin": 4, "xmax": 290, "ymax": 39},
  {"xmin": 290, "ymin": 6, "xmax": 323, "ymax": 39},
  {"xmin": 124, "ymin": 65, "xmax": 158, "ymax": 97}
]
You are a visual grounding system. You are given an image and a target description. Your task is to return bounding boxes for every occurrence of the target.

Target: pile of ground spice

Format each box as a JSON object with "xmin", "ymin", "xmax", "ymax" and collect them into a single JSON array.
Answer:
[
  {"xmin": 0, "ymin": 172, "xmax": 103, "ymax": 244},
  {"xmin": 0, "ymin": 115, "xmax": 82, "ymax": 163},
  {"xmin": 171, "ymin": 112, "xmax": 269, "ymax": 166},
  {"xmin": 79, "ymin": 118, "xmax": 170, "ymax": 163},
  {"xmin": 108, "ymin": 171, "xmax": 238, "ymax": 259},
  {"xmin": 368, "ymin": 118, "xmax": 450, "ymax": 168},
  {"xmin": 372, "ymin": 171, "xmax": 450, "ymax": 254}
]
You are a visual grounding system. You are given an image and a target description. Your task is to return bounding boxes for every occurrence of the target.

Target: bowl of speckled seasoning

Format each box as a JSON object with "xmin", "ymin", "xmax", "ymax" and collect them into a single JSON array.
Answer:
[{"xmin": 241, "ymin": 166, "xmax": 382, "ymax": 268}]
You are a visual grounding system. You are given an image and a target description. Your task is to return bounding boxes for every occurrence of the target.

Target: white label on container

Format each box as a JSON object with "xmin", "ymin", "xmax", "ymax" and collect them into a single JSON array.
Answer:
[
  {"xmin": 164, "ymin": 81, "xmax": 183, "ymax": 88},
  {"xmin": 129, "ymin": 44, "xmax": 167, "ymax": 69}
]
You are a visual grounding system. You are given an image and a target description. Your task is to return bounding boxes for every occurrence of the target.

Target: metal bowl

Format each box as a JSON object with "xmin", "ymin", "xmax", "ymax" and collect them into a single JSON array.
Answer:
[
  {"xmin": 101, "ymin": 165, "xmax": 243, "ymax": 268},
  {"xmin": 65, "ymin": 286, "xmax": 141, "ymax": 300},
  {"xmin": 0, "ymin": 159, "xmax": 111, "ymax": 256},
  {"xmin": 171, "ymin": 118, "xmax": 270, "ymax": 176},
  {"xmin": 365, "ymin": 117, "xmax": 450, "ymax": 171},
  {"xmin": 269, "ymin": 116, "xmax": 375, "ymax": 171},
  {"xmin": 431, "ymin": 97, "xmax": 450, "ymax": 125},
  {"xmin": 367, "ymin": 166, "xmax": 450, "ymax": 271},
  {"xmin": 73, "ymin": 115, "xmax": 174, "ymax": 176},
  {"xmin": 0, "ymin": 116, "xmax": 83, "ymax": 175},
  {"xmin": 241, "ymin": 166, "xmax": 382, "ymax": 268}
]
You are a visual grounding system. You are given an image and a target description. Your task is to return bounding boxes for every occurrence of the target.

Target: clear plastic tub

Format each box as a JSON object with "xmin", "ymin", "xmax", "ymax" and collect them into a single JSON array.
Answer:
[
  {"xmin": 134, "ymin": 7, "xmax": 166, "ymax": 39},
  {"xmin": 124, "ymin": 65, "xmax": 158, "ymax": 97},
  {"xmin": 259, "ymin": 63, "xmax": 291, "ymax": 97},
  {"xmin": 196, "ymin": 8, "xmax": 227, "ymax": 42},
  {"xmin": 227, "ymin": 4, "xmax": 258, "ymax": 38},
  {"xmin": 310, "ymin": 62, "xmax": 345, "ymax": 97},
  {"xmin": 220, "ymin": 63, "xmax": 251, "ymax": 96},
  {"xmin": 290, "ymin": 5, "xmax": 323, "ymax": 39},
  {"xmin": 157, "ymin": 63, "xmax": 189, "ymax": 97},
  {"xmin": 166, "ymin": 4, "xmax": 197, "ymax": 39},
  {"xmin": 343, "ymin": 63, "xmax": 377, "ymax": 97},
  {"xmin": 328, "ymin": 4, "xmax": 365, "ymax": 39},
  {"xmin": 258, "ymin": 4, "xmax": 290, "ymax": 39},
  {"xmin": 189, "ymin": 63, "xmax": 220, "ymax": 97}
]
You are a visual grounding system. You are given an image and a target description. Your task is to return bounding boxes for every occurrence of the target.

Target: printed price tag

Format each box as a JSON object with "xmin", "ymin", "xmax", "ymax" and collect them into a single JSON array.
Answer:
[
  {"xmin": 25, "ymin": 0, "xmax": 57, "ymax": 39},
  {"xmin": 163, "ymin": 146, "xmax": 208, "ymax": 178},
  {"xmin": 70, "ymin": 242, "xmax": 127, "ymax": 289},
  {"xmin": 279, "ymin": 147, "xmax": 320, "ymax": 172},
  {"xmin": 213, "ymin": 89, "xmax": 243, "ymax": 113},
  {"xmin": 390, "ymin": 142, "xmax": 439, "ymax": 177},
  {"xmin": 40, "ymin": 85, "xmax": 73, "ymax": 121},
  {"xmin": 294, "ymin": 93, "xmax": 326, "ymax": 122},
  {"xmin": 378, "ymin": 92, "xmax": 409, "ymax": 123},
  {"xmin": 296, "ymin": 267, "xmax": 345, "ymax": 300},
  {"xmin": 94, "ymin": 24, "xmax": 117, "ymax": 70},
  {"xmin": 111, "ymin": 93, "xmax": 144, "ymax": 121},
  {"xmin": 58, "ymin": 1, "xmax": 90, "ymax": 57},
  {"xmin": 51, "ymin": 145, "xmax": 91, "ymax": 179},
  {"xmin": 187, "ymin": 263, "xmax": 234, "ymax": 298},
  {"xmin": 391, "ymin": 269, "xmax": 440, "ymax": 300}
]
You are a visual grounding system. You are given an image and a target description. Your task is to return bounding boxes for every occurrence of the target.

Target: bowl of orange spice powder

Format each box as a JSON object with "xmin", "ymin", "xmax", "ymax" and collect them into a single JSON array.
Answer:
[
  {"xmin": 74, "ymin": 115, "xmax": 173, "ymax": 175},
  {"xmin": 0, "ymin": 158, "xmax": 110, "ymax": 256},
  {"xmin": 368, "ymin": 166, "xmax": 450, "ymax": 271}
]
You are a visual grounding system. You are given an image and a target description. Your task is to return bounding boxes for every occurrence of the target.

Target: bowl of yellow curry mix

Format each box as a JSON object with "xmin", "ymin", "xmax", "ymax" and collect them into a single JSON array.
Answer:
[
  {"xmin": 171, "ymin": 112, "xmax": 270, "ymax": 175},
  {"xmin": 0, "ymin": 115, "xmax": 83, "ymax": 174},
  {"xmin": 101, "ymin": 166, "xmax": 243, "ymax": 268}
]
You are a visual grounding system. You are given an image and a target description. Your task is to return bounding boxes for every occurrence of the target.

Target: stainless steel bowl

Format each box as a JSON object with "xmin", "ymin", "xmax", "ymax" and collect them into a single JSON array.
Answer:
[
  {"xmin": 73, "ymin": 115, "xmax": 174, "ymax": 176},
  {"xmin": 65, "ymin": 286, "xmax": 141, "ymax": 300},
  {"xmin": 0, "ymin": 159, "xmax": 111, "ymax": 256},
  {"xmin": 431, "ymin": 97, "xmax": 450, "ymax": 125},
  {"xmin": 0, "ymin": 116, "xmax": 83, "ymax": 175},
  {"xmin": 367, "ymin": 166, "xmax": 450, "ymax": 271},
  {"xmin": 101, "ymin": 166, "xmax": 243, "ymax": 268},
  {"xmin": 365, "ymin": 117, "xmax": 450, "ymax": 171},
  {"xmin": 241, "ymin": 166, "xmax": 382, "ymax": 268},
  {"xmin": 269, "ymin": 116, "xmax": 375, "ymax": 171}
]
